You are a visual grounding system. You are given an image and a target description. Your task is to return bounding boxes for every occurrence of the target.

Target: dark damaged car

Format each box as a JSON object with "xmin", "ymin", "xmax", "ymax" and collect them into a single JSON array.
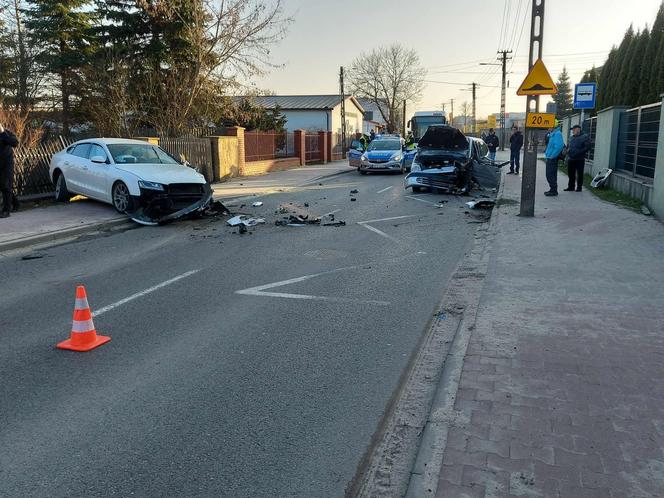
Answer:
[
  {"xmin": 49, "ymin": 138, "xmax": 213, "ymax": 225},
  {"xmin": 404, "ymin": 125, "xmax": 499, "ymax": 194}
]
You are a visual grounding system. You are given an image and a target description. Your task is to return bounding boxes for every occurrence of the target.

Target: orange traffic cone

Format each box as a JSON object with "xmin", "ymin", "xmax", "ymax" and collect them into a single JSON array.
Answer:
[{"xmin": 57, "ymin": 286, "xmax": 111, "ymax": 352}]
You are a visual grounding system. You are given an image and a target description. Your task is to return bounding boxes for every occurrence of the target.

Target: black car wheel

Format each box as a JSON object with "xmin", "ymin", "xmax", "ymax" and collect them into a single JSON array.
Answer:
[{"xmin": 54, "ymin": 173, "xmax": 72, "ymax": 202}]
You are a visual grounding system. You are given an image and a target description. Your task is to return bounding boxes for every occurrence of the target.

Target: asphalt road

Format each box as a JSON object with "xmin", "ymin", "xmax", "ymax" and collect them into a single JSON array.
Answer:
[{"xmin": 0, "ymin": 169, "xmax": 483, "ymax": 497}]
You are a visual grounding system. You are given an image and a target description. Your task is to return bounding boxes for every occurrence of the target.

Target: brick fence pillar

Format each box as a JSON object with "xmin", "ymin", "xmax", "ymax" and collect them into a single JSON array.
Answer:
[
  {"xmin": 326, "ymin": 131, "xmax": 333, "ymax": 162},
  {"xmin": 318, "ymin": 131, "xmax": 328, "ymax": 164},
  {"xmin": 294, "ymin": 129, "xmax": 306, "ymax": 166}
]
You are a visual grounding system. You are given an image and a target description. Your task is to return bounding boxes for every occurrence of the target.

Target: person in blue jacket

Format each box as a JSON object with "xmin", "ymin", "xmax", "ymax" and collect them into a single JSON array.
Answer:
[{"xmin": 544, "ymin": 125, "xmax": 564, "ymax": 196}]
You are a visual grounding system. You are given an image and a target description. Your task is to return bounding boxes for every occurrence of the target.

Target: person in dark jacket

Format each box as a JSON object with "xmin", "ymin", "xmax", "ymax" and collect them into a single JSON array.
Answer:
[
  {"xmin": 485, "ymin": 128, "xmax": 499, "ymax": 163},
  {"xmin": 507, "ymin": 126, "xmax": 523, "ymax": 174},
  {"xmin": 564, "ymin": 124, "xmax": 591, "ymax": 192},
  {"xmin": 0, "ymin": 124, "xmax": 19, "ymax": 218}
]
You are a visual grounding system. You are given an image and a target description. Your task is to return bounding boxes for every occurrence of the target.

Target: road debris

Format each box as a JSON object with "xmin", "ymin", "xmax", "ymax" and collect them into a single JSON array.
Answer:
[
  {"xmin": 351, "ymin": 198, "xmax": 357, "ymax": 202},
  {"xmin": 350, "ymin": 189, "xmax": 359, "ymax": 194},
  {"xmin": 227, "ymin": 215, "xmax": 265, "ymax": 227},
  {"xmin": 21, "ymin": 253, "xmax": 45, "ymax": 260},
  {"xmin": 591, "ymin": 168, "xmax": 612, "ymax": 188},
  {"xmin": 465, "ymin": 200, "xmax": 496, "ymax": 209},
  {"xmin": 275, "ymin": 214, "xmax": 321, "ymax": 227},
  {"xmin": 642, "ymin": 205, "xmax": 653, "ymax": 216},
  {"xmin": 251, "ymin": 201, "xmax": 263, "ymax": 207},
  {"xmin": 323, "ymin": 221, "xmax": 346, "ymax": 227}
]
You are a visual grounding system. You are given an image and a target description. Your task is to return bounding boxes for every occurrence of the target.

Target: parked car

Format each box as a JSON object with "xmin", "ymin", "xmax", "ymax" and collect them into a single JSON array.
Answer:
[
  {"xmin": 49, "ymin": 138, "xmax": 213, "ymax": 224},
  {"xmin": 358, "ymin": 137, "xmax": 404, "ymax": 175},
  {"xmin": 404, "ymin": 125, "xmax": 499, "ymax": 194}
]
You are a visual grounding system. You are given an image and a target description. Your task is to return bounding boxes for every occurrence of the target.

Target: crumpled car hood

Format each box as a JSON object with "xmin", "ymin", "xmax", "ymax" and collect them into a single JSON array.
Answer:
[
  {"xmin": 418, "ymin": 125, "xmax": 469, "ymax": 152},
  {"xmin": 115, "ymin": 163, "xmax": 206, "ymax": 184}
]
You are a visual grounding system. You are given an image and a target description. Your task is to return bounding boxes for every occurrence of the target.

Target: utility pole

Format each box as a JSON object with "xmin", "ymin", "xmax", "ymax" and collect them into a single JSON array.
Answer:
[
  {"xmin": 339, "ymin": 67, "xmax": 347, "ymax": 158},
  {"xmin": 402, "ymin": 100, "xmax": 407, "ymax": 137},
  {"xmin": 450, "ymin": 98, "xmax": 454, "ymax": 125},
  {"xmin": 498, "ymin": 50, "xmax": 513, "ymax": 150},
  {"xmin": 472, "ymin": 83, "xmax": 477, "ymax": 134},
  {"xmin": 520, "ymin": 0, "xmax": 546, "ymax": 217}
]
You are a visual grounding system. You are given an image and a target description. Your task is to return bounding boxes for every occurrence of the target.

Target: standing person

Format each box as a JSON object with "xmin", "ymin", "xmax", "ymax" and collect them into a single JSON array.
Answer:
[
  {"xmin": 485, "ymin": 128, "xmax": 499, "ymax": 163},
  {"xmin": 544, "ymin": 125, "xmax": 564, "ymax": 196},
  {"xmin": 369, "ymin": 129, "xmax": 376, "ymax": 142},
  {"xmin": 0, "ymin": 124, "xmax": 19, "ymax": 218},
  {"xmin": 564, "ymin": 124, "xmax": 591, "ymax": 192},
  {"xmin": 507, "ymin": 126, "xmax": 523, "ymax": 175}
]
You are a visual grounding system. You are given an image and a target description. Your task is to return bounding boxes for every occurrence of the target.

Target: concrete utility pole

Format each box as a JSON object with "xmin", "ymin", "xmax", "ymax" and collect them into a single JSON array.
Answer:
[
  {"xmin": 472, "ymin": 83, "xmax": 477, "ymax": 134},
  {"xmin": 402, "ymin": 100, "xmax": 407, "ymax": 137},
  {"xmin": 450, "ymin": 98, "xmax": 454, "ymax": 124},
  {"xmin": 498, "ymin": 50, "xmax": 513, "ymax": 150},
  {"xmin": 520, "ymin": 0, "xmax": 546, "ymax": 217},
  {"xmin": 339, "ymin": 67, "xmax": 347, "ymax": 158}
]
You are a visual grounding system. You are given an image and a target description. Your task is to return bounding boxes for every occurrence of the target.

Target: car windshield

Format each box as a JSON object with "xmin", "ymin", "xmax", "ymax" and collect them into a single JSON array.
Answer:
[
  {"xmin": 367, "ymin": 140, "xmax": 401, "ymax": 151},
  {"xmin": 107, "ymin": 144, "xmax": 180, "ymax": 165}
]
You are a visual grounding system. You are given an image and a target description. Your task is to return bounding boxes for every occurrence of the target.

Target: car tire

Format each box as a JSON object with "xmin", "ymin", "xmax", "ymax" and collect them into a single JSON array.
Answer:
[
  {"xmin": 54, "ymin": 173, "xmax": 72, "ymax": 202},
  {"xmin": 412, "ymin": 186, "xmax": 422, "ymax": 192},
  {"xmin": 112, "ymin": 181, "xmax": 135, "ymax": 213}
]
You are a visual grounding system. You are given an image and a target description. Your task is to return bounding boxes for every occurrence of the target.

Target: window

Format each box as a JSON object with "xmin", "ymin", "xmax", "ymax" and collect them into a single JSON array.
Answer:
[
  {"xmin": 88, "ymin": 144, "xmax": 108, "ymax": 162},
  {"xmin": 364, "ymin": 111, "xmax": 374, "ymax": 121},
  {"xmin": 70, "ymin": 143, "xmax": 92, "ymax": 158}
]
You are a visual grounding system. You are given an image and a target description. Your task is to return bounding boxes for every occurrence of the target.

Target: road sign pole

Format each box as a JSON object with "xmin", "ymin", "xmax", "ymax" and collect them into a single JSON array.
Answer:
[{"xmin": 520, "ymin": 0, "xmax": 546, "ymax": 218}]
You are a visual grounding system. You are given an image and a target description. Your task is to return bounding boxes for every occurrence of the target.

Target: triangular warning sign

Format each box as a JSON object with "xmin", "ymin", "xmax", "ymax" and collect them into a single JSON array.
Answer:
[{"xmin": 517, "ymin": 59, "xmax": 558, "ymax": 96}]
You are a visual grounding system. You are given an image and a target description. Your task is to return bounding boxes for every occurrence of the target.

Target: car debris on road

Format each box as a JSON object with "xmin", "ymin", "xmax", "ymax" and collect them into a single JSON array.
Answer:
[{"xmin": 465, "ymin": 200, "xmax": 496, "ymax": 209}]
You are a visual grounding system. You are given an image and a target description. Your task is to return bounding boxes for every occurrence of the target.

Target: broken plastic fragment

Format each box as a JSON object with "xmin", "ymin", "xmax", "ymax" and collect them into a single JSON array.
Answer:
[
  {"xmin": 350, "ymin": 189, "xmax": 359, "ymax": 194},
  {"xmin": 591, "ymin": 168, "xmax": 612, "ymax": 188},
  {"xmin": 252, "ymin": 201, "xmax": 263, "ymax": 207}
]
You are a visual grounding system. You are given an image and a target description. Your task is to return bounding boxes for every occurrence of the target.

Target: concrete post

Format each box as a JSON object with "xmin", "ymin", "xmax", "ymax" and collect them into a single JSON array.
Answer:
[
  {"xmin": 294, "ymin": 130, "xmax": 306, "ymax": 166},
  {"xmin": 650, "ymin": 97, "xmax": 664, "ymax": 218},
  {"xmin": 208, "ymin": 135, "xmax": 240, "ymax": 180},
  {"xmin": 592, "ymin": 106, "xmax": 629, "ymax": 177},
  {"xmin": 326, "ymin": 131, "xmax": 333, "ymax": 162},
  {"xmin": 318, "ymin": 131, "xmax": 328, "ymax": 164}
]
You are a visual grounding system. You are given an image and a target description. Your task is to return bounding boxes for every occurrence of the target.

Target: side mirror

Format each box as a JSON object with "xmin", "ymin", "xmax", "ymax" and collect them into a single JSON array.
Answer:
[{"xmin": 90, "ymin": 155, "xmax": 106, "ymax": 164}]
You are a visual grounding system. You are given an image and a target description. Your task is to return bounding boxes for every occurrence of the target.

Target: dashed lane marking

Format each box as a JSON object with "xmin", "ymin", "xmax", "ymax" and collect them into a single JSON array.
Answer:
[{"xmin": 376, "ymin": 186, "xmax": 394, "ymax": 194}]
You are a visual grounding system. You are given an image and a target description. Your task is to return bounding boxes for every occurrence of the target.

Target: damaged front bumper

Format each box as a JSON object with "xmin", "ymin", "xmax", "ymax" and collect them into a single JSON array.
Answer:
[
  {"xmin": 359, "ymin": 159, "xmax": 403, "ymax": 172},
  {"xmin": 128, "ymin": 183, "xmax": 214, "ymax": 225},
  {"xmin": 404, "ymin": 168, "xmax": 470, "ymax": 194}
]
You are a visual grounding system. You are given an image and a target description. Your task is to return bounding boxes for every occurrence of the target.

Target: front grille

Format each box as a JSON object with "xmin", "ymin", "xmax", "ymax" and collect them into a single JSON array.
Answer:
[
  {"xmin": 416, "ymin": 176, "xmax": 455, "ymax": 189},
  {"xmin": 369, "ymin": 158, "xmax": 390, "ymax": 164},
  {"xmin": 167, "ymin": 183, "xmax": 204, "ymax": 195}
]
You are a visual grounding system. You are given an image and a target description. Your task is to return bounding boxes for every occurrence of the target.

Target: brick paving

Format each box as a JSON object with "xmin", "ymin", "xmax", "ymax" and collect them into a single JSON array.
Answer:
[{"xmin": 435, "ymin": 160, "xmax": 664, "ymax": 497}]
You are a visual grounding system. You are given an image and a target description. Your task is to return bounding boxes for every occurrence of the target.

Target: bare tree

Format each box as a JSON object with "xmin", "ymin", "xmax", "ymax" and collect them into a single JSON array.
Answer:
[
  {"xmin": 348, "ymin": 44, "xmax": 425, "ymax": 133},
  {"xmin": 460, "ymin": 101, "xmax": 471, "ymax": 131}
]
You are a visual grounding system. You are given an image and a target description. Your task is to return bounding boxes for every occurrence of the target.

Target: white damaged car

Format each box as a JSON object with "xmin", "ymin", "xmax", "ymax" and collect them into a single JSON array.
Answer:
[{"xmin": 49, "ymin": 138, "xmax": 212, "ymax": 224}]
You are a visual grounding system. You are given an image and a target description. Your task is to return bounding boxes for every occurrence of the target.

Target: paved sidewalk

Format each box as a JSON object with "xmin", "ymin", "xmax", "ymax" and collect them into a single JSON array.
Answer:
[
  {"xmin": 0, "ymin": 161, "xmax": 353, "ymax": 251},
  {"xmin": 434, "ymin": 155, "xmax": 664, "ymax": 497}
]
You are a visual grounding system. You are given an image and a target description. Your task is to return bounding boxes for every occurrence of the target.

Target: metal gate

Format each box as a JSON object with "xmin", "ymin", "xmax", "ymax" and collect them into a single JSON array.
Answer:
[
  {"xmin": 159, "ymin": 137, "xmax": 214, "ymax": 182},
  {"xmin": 582, "ymin": 116, "xmax": 597, "ymax": 161},
  {"xmin": 305, "ymin": 133, "xmax": 320, "ymax": 163},
  {"xmin": 615, "ymin": 103, "xmax": 661, "ymax": 179}
]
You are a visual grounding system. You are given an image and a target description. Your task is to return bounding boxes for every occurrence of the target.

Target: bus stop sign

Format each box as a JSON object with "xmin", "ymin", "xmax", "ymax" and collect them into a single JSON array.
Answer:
[{"xmin": 574, "ymin": 83, "xmax": 596, "ymax": 110}]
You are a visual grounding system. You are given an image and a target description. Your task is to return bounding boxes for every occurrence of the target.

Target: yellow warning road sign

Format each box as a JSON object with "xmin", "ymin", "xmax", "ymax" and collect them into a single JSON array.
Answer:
[
  {"xmin": 526, "ymin": 112, "xmax": 556, "ymax": 129},
  {"xmin": 517, "ymin": 59, "xmax": 558, "ymax": 96}
]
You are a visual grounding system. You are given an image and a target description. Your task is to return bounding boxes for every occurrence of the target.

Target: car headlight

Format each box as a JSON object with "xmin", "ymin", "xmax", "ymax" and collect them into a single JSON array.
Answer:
[
  {"xmin": 410, "ymin": 160, "xmax": 422, "ymax": 172},
  {"xmin": 138, "ymin": 180, "xmax": 165, "ymax": 191},
  {"xmin": 361, "ymin": 154, "xmax": 368, "ymax": 163},
  {"xmin": 392, "ymin": 154, "xmax": 403, "ymax": 162}
]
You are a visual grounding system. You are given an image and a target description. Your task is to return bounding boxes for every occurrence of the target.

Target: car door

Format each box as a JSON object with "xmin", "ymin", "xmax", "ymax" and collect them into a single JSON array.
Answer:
[
  {"xmin": 65, "ymin": 143, "xmax": 92, "ymax": 194},
  {"xmin": 79, "ymin": 143, "xmax": 112, "ymax": 201},
  {"xmin": 348, "ymin": 140, "xmax": 364, "ymax": 167}
]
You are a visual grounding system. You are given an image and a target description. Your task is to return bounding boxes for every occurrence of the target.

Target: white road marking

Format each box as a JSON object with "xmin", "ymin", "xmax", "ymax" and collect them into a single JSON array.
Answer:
[
  {"xmin": 236, "ymin": 266, "xmax": 390, "ymax": 305},
  {"xmin": 322, "ymin": 208, "xmax": 341, "ymax": 217},
  {"xmin": 357, "ymin": 215, "xmax": 416, "ymax": 224},
  {"xmin": 92, "ymin": 269, "xmax": 201, "ymax": 317},
  {"xmin": 405, "ymin": 195, "xmax": 441, "ymax": 205},
  {"xmin": 377, "ymin": 186, "xmax": 393, "ymax": 194},
  {"xmin": 358, "ymin": 223, "xmax": 399, "ymax": 243}
]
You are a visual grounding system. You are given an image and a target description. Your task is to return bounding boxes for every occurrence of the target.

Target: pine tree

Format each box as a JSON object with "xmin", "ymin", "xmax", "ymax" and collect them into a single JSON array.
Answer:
[
  {"xmin": 24, "ymin": 0, "xmax": 96, "ymax": 134},
  {"xmin": 553, "ymin": 67, "xmax": 573, "ymax": 118},
  {"xmin": 645, "ymin": 2, "xmax": 664, "ymax": 102},
  {"xmin": 580, "ymin": 66, "xmax": 599, "ymax": 84},
  {"xmin": 614, "ymin": 25, "xmax": 636, "ymax": 105},
  {"xmin": 627, "ymin": 27, "xmax": 650, "ymax": 106},
  {"xmin": 597, "ymin": 48, "xmax": 617, "ymax": 109}
]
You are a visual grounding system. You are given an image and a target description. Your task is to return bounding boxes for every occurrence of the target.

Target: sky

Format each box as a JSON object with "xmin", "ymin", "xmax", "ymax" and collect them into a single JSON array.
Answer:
[{"xmin": 254, "ymin": 0, "xmax": 663, "ymax": 119}]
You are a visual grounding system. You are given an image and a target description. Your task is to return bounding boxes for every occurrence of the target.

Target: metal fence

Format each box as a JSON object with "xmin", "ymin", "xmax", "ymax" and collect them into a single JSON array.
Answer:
[
  {"xmin": 305, "ymin": 133, "xmax": 321, "ymax": 163},
  {"xmin": 331, "ymin": 132, "xmax": 344, "ymax": 161},
  {"xmin": 615, "ymin": 103, "xmax": 661, "ymax": 179},
  {"xmin": 14, "ymin": 137, "xmax": 72, "ymax": 197},
  {"xmin": 582, "ymin": 116, "xmax": 597, "ymax": 161},
  {"xmin": 244, "ymin": 131, "xmax": 295, "ymax": 161},
  {"xmin": 159, "ymin": 137, "xmax": 214, "ymax": 182}
]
